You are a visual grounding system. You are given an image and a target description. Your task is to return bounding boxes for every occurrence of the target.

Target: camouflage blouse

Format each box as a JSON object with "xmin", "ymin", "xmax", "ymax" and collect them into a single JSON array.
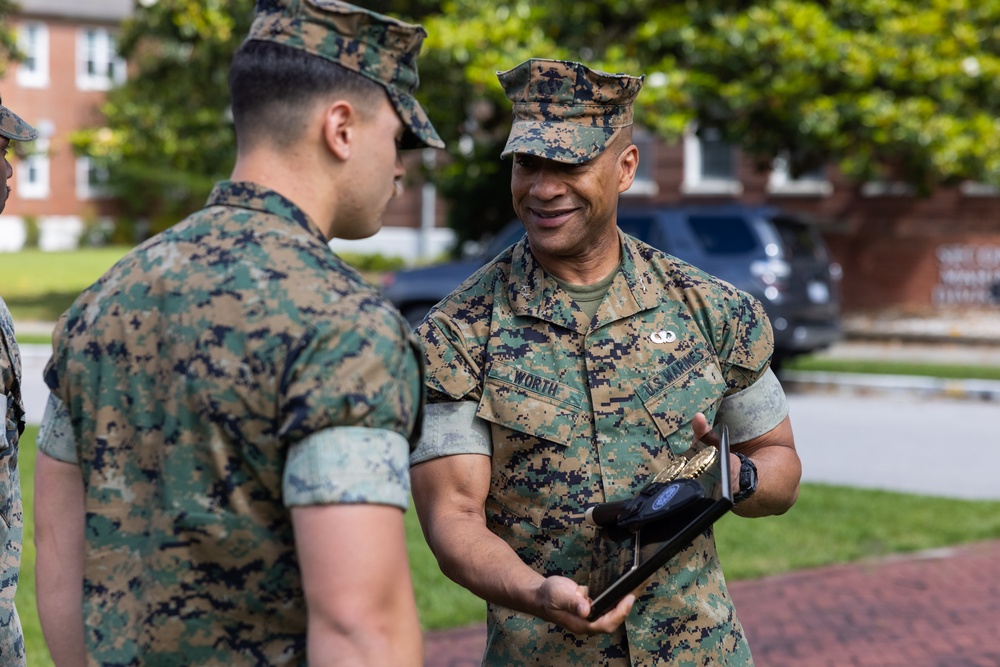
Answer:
[
  {"xmin": 41, "ymin": 181, "xmax": 423, "ymax": 665},
  {"xmin": 415, "ymin": 231, "xmax": 773, "ymax": 666},
  {"xmin": 0, "ymin": 297, "xmax": 25, "ymax": 666}
]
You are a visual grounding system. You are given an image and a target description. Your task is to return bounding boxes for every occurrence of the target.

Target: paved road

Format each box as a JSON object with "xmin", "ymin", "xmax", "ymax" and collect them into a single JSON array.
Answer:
[
  {"xmin": 20, "ymin": 344, "xmax": 49, "ymax": 425},
  {"xmin": 786, "ymin": 390, "xmax": 1000, "ymax": 500}
]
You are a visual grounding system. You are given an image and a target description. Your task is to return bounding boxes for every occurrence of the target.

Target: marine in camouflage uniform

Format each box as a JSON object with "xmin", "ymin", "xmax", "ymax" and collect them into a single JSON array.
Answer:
[
  {"xmin": 411, "ymin": 59, "xmax": 800, "ymax": 666},
  {"xmin": 0, "ymin": 299, "xmax": 26, "ymax": 667},
  {"xmin": 0, "ymin": 93, "xmax": 37, "ymax": 667},
  {"xmin": 36, "ymin": 2, "xmax": 441, "ymax": 664}
]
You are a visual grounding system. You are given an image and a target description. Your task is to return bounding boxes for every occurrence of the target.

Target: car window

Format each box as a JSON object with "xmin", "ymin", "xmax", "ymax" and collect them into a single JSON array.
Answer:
[
  {"xmin": 770, "ymin": 215, "xmax": 825, "ymax": 261},
  {"xmin": 686, "ymin": 215, "xmax": 757, "ymax": 255}
]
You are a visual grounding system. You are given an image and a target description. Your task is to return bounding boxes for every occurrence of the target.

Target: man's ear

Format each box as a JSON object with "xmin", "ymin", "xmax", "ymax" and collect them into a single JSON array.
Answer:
[
  {"xmin": 617, "ymin": 143, "xmax": 639, "ymax": 193},
  {"xmin": 323, "ymin": 100, "xmax": 356, "ymax": 161}
]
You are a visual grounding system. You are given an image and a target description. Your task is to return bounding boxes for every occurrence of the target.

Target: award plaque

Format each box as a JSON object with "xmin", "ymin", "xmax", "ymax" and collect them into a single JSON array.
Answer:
[{"xmin": 584, "ymin": 425, "xmax": 733, "ymax": 621}]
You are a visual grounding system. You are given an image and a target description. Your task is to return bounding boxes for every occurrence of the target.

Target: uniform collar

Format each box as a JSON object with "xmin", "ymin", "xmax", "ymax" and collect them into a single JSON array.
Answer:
[
  {"xmin": 207, "ymin": 180, "xmax": 329, "ymax": 246},
  {"xmin": 507, "ymin": 229, "xmax": 656, "ymax": 332}
]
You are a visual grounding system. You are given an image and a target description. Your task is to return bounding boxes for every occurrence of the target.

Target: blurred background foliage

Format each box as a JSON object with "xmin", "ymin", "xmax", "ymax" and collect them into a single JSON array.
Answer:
[
  {"xmin": 0, "ymin": 0, "xmax": 21, "ymax": 77},
  {"xmin": 67, "ymin": 0, "xmax": 1000, "ymax": 249}
]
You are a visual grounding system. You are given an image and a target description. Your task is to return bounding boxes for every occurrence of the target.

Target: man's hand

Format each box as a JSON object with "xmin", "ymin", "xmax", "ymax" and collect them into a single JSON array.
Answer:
[
  {"xmin": 534, "ymin": 576, "xmax": 635, "ymax": 635},
  {"xmin": 692, "ymin": 412, "xmax": 801, "ymax": 517},
  {"xmin": 690, "ymin": 412, "xmax": 739, "ymax": 490}
]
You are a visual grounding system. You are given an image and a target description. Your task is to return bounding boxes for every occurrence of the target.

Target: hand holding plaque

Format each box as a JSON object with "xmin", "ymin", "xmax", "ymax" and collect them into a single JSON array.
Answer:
[{"xmin": 583, "ymin": 425, "xmax": 733, "ymax": 621}]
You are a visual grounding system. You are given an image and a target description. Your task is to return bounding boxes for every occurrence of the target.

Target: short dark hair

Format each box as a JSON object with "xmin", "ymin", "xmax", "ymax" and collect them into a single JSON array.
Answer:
[{"xmin": 228, "ymin": 39, "xmax": 385, "ymax": 150}]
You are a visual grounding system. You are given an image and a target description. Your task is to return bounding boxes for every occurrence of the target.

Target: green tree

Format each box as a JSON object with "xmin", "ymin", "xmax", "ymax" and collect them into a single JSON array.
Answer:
[
  {"xmin": 0, "ymin": 0, "xmax": 24, "ymax": 77},
  {"xmin": 71, "ymin": 0, "xmax": 445, "ymax": 238},
  {"xmin": 72, "ymin": 0, "xmax": 255, "ymax": 233},
  {"xmin": 421, "ymin": 0, "xmax": 1000, "ymax": 245},
  {"xmin": 74, "ymin": 1, "xmax": 1000, "ymax": 247}
]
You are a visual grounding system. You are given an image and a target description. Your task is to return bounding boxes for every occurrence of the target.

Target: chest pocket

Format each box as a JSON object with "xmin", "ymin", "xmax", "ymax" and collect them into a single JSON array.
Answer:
[
  {"xmin": 477, "ymin": 362, "xmax": 588, "ymax": 528},
  {"xmin": 636, "ymin": 347, "xmax": 726, "ymax": 453}
]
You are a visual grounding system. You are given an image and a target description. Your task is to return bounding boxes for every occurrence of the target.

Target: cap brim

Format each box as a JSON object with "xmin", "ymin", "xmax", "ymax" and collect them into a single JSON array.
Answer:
[
  {"xmin": 385, "ymin": 87, "xmax": 444, "ymax": 150},
  {"xmin": 500, "ymin": 121, "xmax": 619, "ymax": 164},
  {"xmin": 0, "ymin": 105, "xmax": 38, "ymax": 142}
]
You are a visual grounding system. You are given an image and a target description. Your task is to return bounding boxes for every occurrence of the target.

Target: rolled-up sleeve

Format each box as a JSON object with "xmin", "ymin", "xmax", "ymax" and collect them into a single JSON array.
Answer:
[
  {"xmin": 410, "ymin": 401, "xmax": 492, "ymax": 465},
  {"xmin": 715, "ymin": 367, "xmax": 788, "ymax": 443},
  {"xmin": 283, "ymin": 426, "xmax": 411, "ymax": 510},
  {"xmin": 37, "ymin": 393, "xmax": 78, "ymax": 464}
]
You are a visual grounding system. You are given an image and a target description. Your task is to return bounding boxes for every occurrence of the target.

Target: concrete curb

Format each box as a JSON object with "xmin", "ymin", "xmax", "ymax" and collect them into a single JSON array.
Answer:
[
  {"xmin": 845, "ymin": 330, "xmax": 1000, "ymax": 347},
  {"xmin": 779, "ymin": 369, "xmax": 1000, "ymax": 401}
]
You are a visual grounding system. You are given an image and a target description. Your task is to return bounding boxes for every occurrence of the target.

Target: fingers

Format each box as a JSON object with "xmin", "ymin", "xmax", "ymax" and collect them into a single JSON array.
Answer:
[
  {"xmin": 537, "ymin": 577, "xmax": 634, "ymax": 636},
  {"xmin": 691, "ymin": 412, "xmax": 720, "ymax": 448},
  {"xmin": 584, "ymin": 594, "xmax": 636, "ymax": 634},
  {"xmin": 537, "ymin": 576, "xmax": 591, "ymax": 622}
]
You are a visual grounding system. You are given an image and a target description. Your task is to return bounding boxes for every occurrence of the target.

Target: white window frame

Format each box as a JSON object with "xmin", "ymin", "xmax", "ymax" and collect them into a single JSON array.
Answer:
[
  {"xmin": 621, "ymin": 127, "xmax": 659, "ymax": 198},
  {"xmin": 17, "ymin": 152, "xmax": 50, "ymax": 200},
  {"xmin": 76, "ymin": 156, "xmax": 111, "ymax": 200},
  {"xmin": 682, "ymin": 125, "xmax": 743, "ymax": 195},
  {"xmin": 76, "ymin": 27, "xmax": 126, "ymax": 91},
  {"xmin": 16, "ymin": 21, "xmax": 50, "ymax": 89},
  {"xmin": 767, "ymin": 153, "xmax": 833, "ymax": 196}
]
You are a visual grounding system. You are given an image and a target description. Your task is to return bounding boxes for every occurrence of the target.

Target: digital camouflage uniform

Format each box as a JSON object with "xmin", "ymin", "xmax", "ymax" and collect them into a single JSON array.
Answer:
[
  {"xmin": 0, "ymin": 299, "xmax": 25, "ymax": 666},
  {"xmin": 40, "ymin": 181, "xmax": 424, "ymax": 665},
  {"xmin": 39, "ymin": 1, "xmax": 441, "ymax": 663},
  {"xmin": 0, "ymin": 92, "xmax": 36, "ymax": 667},
  {"xmin": 415, "ymin": 233, "xmax": 777, "ymax": 666},
  {"xmin": 412, "ymin": 59, "xmax": 788, "ymax": 666}
]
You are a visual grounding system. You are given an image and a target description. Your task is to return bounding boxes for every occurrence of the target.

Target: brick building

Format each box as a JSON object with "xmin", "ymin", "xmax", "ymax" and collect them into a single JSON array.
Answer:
[
  {"xmin": 0, "ymin": 0, "xmax": 130, "ymax": 251},
  {"xmin": 2, "ymin": 0, "xmax": 998, "ymax": 313},
  {"xmin": 638, "ymin": 130, "xmax": 1000, "ymax": 312}
]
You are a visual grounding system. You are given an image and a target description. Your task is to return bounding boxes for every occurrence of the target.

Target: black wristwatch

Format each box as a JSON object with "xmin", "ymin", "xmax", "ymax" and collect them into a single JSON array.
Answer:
[{"xmin": 733, "ymin": 452, "xmax": 758, "ymax": 504}]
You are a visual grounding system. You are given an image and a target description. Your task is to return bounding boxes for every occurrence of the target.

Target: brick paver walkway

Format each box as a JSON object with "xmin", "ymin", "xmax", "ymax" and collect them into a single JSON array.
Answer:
[{"xmin": 424, "ymin": 539, "xmax": 1000, "ymax": 666}]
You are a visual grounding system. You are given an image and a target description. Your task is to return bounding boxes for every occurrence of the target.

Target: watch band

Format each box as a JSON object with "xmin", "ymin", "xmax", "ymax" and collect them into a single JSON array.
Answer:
[{"xmin": 733, "ymin": 452, "xmax": 758, "ymax": 504}]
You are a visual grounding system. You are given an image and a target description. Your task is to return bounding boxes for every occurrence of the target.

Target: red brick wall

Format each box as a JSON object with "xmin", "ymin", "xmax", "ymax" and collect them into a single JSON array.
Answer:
[{"xmin": 1, "ymin": 16, "xmax": 120, "ymax": 220}]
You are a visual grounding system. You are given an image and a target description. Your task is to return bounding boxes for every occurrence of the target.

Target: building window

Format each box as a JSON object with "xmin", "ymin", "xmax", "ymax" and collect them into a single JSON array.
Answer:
[
  {"xmin": 16, "ymin": 22, "xmax": 49, "ymax": 88},
  {"xmin": 17, "ymin": 120, "xmax": 52, "ymax": 200},
  {"xmin": 768, "ymin": 153, "xmax": 833, "ymax": 196},
  {"xmin": 682, "ymin": 125, "xmax": 743, "ymax": 195},
  {"xmin": 77, "ymin": 27, "xmax": 126, "ymax": 91},
  {"xmin": 76, "ymin": 157, "xmax": 111, "ymax": 200},
  {"xmin": 18, "ymin": 152, "xmax": 50, "ymax": 200},
  {"xmin": 622, "ymin": 127, "xmax": 659, "ymax": 197}
]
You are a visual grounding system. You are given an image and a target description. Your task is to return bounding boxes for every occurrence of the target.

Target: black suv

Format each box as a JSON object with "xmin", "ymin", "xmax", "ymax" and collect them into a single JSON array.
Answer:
[{"xmin": 380, "ymin": 205, "xmax": 842, "ymax": 365}]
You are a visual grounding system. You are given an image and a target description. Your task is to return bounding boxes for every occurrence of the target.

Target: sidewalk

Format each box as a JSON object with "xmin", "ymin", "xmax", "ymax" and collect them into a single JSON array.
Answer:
[{"xmin": 424, "ymin": 539, "xmax": 1000, "ymax": 667}]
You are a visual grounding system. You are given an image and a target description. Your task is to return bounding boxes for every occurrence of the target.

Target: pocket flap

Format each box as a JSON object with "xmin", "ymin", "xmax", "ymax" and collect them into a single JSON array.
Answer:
[{"xmin": 476, "ymin": 362, "xmax": 588, "ymax": 447}]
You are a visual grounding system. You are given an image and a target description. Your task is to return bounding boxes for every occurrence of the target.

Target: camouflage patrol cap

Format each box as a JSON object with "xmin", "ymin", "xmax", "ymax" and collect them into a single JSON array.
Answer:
[
  {"xmin": 247, "ymin": 0, "xmax": 444, "ymax": 150},
  {"xmin": 0, "ymin": 93, "xmax": 38, "ymax": 142},
  {"xmin": 498, "ymin": 58, "xmax": 643, "ymax": 164}
]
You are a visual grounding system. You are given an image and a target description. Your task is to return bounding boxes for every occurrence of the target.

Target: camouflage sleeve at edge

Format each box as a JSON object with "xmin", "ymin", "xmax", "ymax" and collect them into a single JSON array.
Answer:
[{"xmin": 37, "ymin": 394, "xmax": 78, "ymax": 464}]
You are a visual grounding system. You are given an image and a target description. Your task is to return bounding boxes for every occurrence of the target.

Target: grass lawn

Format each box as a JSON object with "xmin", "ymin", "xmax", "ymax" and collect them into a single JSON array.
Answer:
[
  {"xmin": 784, "ymin": 355, "xmax": 1000, "ymax": 380},
  {"xmin": 2, "ymin": 248, "xmax": 132, "ymax": 324},
  {"xmin": 15, "ymin": 426, "xmax": 1000, "ymax": 665}
]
